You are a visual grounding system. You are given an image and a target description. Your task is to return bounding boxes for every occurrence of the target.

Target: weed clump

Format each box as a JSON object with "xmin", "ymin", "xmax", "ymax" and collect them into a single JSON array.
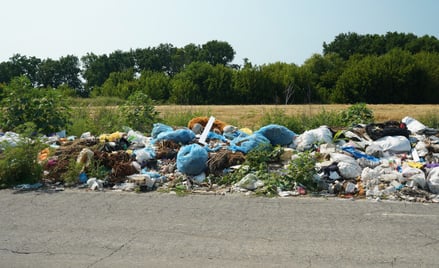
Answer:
[{"xmin": 0, "ymin": 137, "xmax": 44, "ymax": 189}]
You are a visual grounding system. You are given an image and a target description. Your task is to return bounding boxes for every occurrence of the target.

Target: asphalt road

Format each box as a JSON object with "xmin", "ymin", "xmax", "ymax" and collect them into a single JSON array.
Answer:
[{"xmin": 1, "ymin": 189, "xmax": 439, "ymax": 268}]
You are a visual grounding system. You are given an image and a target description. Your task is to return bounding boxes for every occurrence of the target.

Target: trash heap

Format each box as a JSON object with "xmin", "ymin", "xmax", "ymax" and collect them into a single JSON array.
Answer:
[{"xmin": 4, "ymin": 115, "xmax": 439, "ymax": 202}]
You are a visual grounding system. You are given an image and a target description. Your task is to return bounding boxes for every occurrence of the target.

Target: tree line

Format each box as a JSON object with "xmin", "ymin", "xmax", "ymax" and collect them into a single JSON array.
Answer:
[{"xmin": 1, "ymin": 32, "xmax": 439, "ymax": 104}]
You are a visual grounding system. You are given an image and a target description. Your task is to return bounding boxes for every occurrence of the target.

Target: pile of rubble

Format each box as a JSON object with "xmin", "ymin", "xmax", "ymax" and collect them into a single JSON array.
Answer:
[{"xmin": 3, "ymin": 115, "xmax": 439, "ymax": 202}]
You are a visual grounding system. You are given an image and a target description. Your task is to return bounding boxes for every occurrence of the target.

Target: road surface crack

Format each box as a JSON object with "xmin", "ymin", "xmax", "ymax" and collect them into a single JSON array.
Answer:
[
  {"xmin": 86, "ymin": 231, "xmax": 140, "ymax": 268},
  {"xmin": 0, "ymin": 248, "xmax": 53, "ymax": 255}
]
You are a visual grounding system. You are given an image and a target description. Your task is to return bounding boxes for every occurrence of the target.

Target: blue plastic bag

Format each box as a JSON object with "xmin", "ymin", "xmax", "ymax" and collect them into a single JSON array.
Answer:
[
  {"xmin": 177, "ymin": 144, "xmax": 208, "ymax": 175},
  {"xmin": 255, "ymin": 124, "xmax": 296, "ymax": 146},
  {"xmin": 151, "ymin": 123, "xmax": 174, "ymax": 139},
  {"xmin": 223, "ymin": 130, "xmax": 249, "ymax": 140},
  {"xmin": 228, "ymin": 133, "xmax": 271, "ymax": 154},
  {"xmin": 342, "ymin": 146, "xmax": 380, "ymax": 162},
  {"xmin": 207, "ymin": 131, "xmax": 227, "ymax": 142},
  {"xmin": 152, "ymin": 128, "xmax": 196, "ymax": 144}
]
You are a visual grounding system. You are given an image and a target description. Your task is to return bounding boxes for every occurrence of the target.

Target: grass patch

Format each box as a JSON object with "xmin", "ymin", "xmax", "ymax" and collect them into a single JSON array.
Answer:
[
  {"xmin": 159, "ymin": 110, "xmax": 207, "ymax": 127},
  {"xmin": 418, "ymin": 112, "xmax": 439, "ymax": 129}
]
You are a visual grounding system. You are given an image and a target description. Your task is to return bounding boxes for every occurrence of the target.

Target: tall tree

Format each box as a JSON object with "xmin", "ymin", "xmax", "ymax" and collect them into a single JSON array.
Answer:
[
  {"xmin": 138, "ymin": 70, "xmax": 171, "ymax": 101},
  {"xmin": 302, "ymin": 53, "xmax": 345, "ymax": 103},
  {"xmin": 169, "ymin": 62, "xmax": 212, "ymax": 104},
  {"xmin": 81, "ymin": 53, "xmax": 110, "ymax": 90},
  {"xmin": 1, "ymin": 54, "xmax": 42, "ymax": 85},
  {"xmin": 324, "ymin": 32, "xmax": 439, "ymax": 60},
  {"xmin": 260, "ymin": 62, "xmax": 299, "ymax": 104},
  {"xmin": 333, "ymin": 49, "xmax": 419, "ymax": 103},
  {"xmin": 93, "ymin": 69, "xmax": 136, "ymax": 99},
  {"xmin": 199, "ymin": 40, "xmax": 235, "ymax": 66}
]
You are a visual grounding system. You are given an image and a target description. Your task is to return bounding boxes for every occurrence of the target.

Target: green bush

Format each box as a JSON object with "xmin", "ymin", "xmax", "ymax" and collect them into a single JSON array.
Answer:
[
  {"xmin": 67, "ymin": 96, "xmax": 125, "ymax": 107},
  {"xmin": 61, "ymin": 159, "xmax": 84, "ymax": 185},
  {"xmin": 68, "ymin": 105, "xmax": 123, "ymax": 136},
  {"xmin": 67, "ymin": 107, "xmax": 93, "ymax": 137},
  {"xmin": 119, "ymin": 91, "xmax": 159, "ymax": 134},
  {"xmin": 0, "ymin": 136, "xmax": 44, "ymax": 188},
  {"xmin": 339, "ymin": 103, "xmax": 374, "ymax": 127},
  {"xmin": 286, "ymin": 152, "xmax": 318, "ymax": 191},
  {"xmin": 0, "ymin": 76, "xmax": 71, "ymax": 135},
  {"xmin": 91, "ymin": 106, "xmax": 124, "ymax": 134}
]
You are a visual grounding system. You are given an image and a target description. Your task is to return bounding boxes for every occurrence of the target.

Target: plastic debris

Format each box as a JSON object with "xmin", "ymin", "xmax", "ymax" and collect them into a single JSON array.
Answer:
[
  {"xmin": 177, "ymin": 144, "xmax": 208, "ymax": 175},
  {"xmin": 255, "ymin": 124, "xmax": 296, "ymax": 146},
  {"xmin": 5, "ymin": 114, "xmax": 433, "ymax": 203}
]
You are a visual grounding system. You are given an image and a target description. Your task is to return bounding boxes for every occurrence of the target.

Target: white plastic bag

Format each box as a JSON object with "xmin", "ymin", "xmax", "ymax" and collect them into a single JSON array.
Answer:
[
  {"xmin": 294, "ymin": 126, "xmax": 333, "ymax": 151},
  {"xmin": 427, "ymin": 167, "xmax": 439, "ymax": 194},
  {"xmin": 370, "ymin": 136, "xmax": 411, "ymax": 154},
  {"xmin": 402, "ymin": 116, "xmax": 426, "ymax": 134},
  {"xmin": 401, "ymin": 166, "xmax": 426, "ymax": 189},
  {"xmin": 337, "ymin": 161, "xmax": 362, "ymax": 179}
]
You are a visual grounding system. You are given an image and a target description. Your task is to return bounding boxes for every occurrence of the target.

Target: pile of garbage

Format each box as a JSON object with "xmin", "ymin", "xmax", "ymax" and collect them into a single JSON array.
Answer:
[{"xmin": 2, "ymin": 115, "xmax": 439, "ymax": 203}]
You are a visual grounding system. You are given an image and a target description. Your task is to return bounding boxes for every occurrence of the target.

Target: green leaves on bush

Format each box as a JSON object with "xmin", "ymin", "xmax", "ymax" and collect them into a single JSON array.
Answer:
[
  {"xmin": 286, "ymin": 152, "xmax": 318, "ymax": 191},
  {"xmin": 0, "ymin": 138, "xmax": 44, "ymax": 188},
  {"xmin": 339, "ymin": 103, "xmax": 374, "ymax": 126},
  {"xmin": 119, "ymin": 91, "xmax": 159, "ymax": 134},
  {"xmin": 0, "ymin": 76, "xmax": 71, "ymax": 135}
]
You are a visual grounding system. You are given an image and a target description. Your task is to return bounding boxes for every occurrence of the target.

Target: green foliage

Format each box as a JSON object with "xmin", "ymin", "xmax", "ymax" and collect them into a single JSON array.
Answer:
[
  {"xmin": 0, "ymin": 76, "xmax": 71, "ymax": 135},
  {"xmin": 68, "ymin": 105, "xmax": 123, "ymax": 136},
  {"xmin": 92, "ymin": 69, "xmax": 136, "ymax": 99},
  {"xmin": 305, "ymin": 109, "xmax": 343, "ymax": 129},
  {"xmin": 220, "ymin": 147, "xmax": 319, "ymax": 196},
  {"xmin": 91, "ymin": 107, "xmax": 125, "ymax": 134},
  {"xmin": 339, "ymin": 103, "xmax": 374, "ymax": 126},
  {"xmin": 61, "ymin": 159, "xmax": 83, "ymax": 185},
  {"xmin": 259, "ymin": 108, "xmax": 342, "ymax": 133},
  {"xmin": 0, "ymin": 136, "xmax": 44, "ymax": 188},
  {"xmin": 333, "ymin": 49, "xmax": 420, "ymax": 103},
  {"xmin": 323, "ymin": 32, "xmax": 439, "ymax": 60},
  {"xmin": 199, "ymin": 40, "xmax": 235, "ymax": 65},
  {"xmin": 419, "ymin": 112, "xmax": 439, "ymax": 129},
  {"xmin": 259, "ymin": 108, "xmax": 293, "ymax": 128},
  {"xmin": 286, "ymin": 152, "xmax": 318, "ymax": 191},
  {"xmin": 67, "ymin": 107, "xmax": 93, "ymax": 137},
  {"xmin": 119, "ymin": 91, "xmax": 159, "ymax": 133},
  {"xmin": 244, "ymin": 144, "xmax": 276, "ymax": 169},
  {"xmin": 138, "ymin": 70, "xmax": 171, "ymax": 101},
  {"xmin": 67, "ymin": 96, "xmax": 125, "ymax": 106},
  {"xmin": 86, "ymin": 158, "xmax": 109, "ymax": 180}
]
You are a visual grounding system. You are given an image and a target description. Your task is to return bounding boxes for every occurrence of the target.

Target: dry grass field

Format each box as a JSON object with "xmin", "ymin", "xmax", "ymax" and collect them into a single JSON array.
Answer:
[{"xmin": 156, "ymin": 104, "xmax": 439, "ymax": 128}]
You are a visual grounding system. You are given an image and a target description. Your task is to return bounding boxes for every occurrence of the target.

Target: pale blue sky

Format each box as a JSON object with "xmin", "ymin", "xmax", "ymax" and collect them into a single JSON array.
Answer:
[{"xmin": 1, "ymin": 0, "xmax": 438, "ymax": 66}]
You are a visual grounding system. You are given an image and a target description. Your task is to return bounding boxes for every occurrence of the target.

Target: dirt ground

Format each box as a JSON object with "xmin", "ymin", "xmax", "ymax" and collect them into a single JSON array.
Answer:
[{"xmin": 156, "ymin": 104, "xmax": 439, "ymax": 128}]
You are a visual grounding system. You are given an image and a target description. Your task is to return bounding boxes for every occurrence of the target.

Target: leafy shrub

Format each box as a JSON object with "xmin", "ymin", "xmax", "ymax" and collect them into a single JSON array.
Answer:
[
  {"xmin": 304, "ymin": 109, "xmax": 343, "ymax": 130},
  {"xmin": 339, "ymin": 103, "xmax": 374, "ymax": 127},
  {"xmin": 0, "ymin": 76, "xmax": 71, "ymax": 135},
  {"xmin": 286, "ymin": 151, "xmax": 318, "ymax": 191},
  {"xmin": 0, "ymin": 137, "xmax": 44, "ymax": 188},
  {"xmin": 61, "ymin": 159, "xmax": 84, "ymax": 185},
  {"xmin": 67, "ymin": 96, "xmax": 125, "ymax": 107},
  {"xmin": 91, "ymin": 106, "xmax": 124, "ymax": 134},
  {"xmin": 119, "ymin": 91, "xmax": 159, "ymax": 133},
  {"xmin": 86, "ymin": 158, "xmax": 109, "ymax": 180},
  {"xmin": 67, "ymin": 106, "xmax": 94, "ymax": 137}
]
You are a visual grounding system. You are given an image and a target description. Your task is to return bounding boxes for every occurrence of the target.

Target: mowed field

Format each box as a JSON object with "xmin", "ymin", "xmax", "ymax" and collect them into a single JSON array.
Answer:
[{"xmin": 155, "ymin": 104, "xmax": 439, "ymax": 128}]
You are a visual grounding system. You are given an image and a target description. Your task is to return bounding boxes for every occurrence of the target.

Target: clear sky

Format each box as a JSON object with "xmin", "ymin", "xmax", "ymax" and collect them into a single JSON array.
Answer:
[{"xmin": 1, "ymin": 0, "xmax": 438, "ymax": 66}]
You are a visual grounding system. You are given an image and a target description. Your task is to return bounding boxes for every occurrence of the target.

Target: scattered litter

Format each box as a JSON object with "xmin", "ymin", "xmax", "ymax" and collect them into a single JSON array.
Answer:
[{"xmin": 4, "ymin": 114, "xmax": 439, "ymax": 203}]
